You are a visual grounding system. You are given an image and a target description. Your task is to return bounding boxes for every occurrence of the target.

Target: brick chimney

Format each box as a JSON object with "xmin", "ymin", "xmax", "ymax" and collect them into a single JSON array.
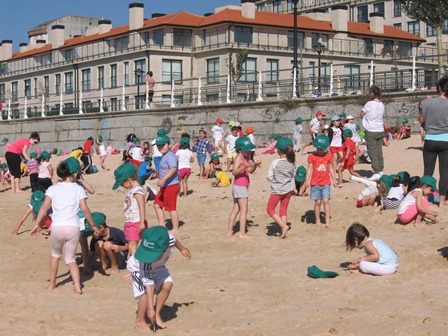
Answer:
[
  {"xmin": 98, "ymin": 19, "xmax": 112, "ymax": 34},
  {"xmin": 129, "ymin": 3, "xmax": 144, "ymax": 31},
  {"xmin": 369, "ymin": 12, "xmax": 384, "ymax": 34},
  {"xmin": 241, "ymin": 0, "xmax": 256, "ymax": 19},
  {"xmin": 331, "ymin": 5, "xmax": 348, "ymax": 32},
  {"xmin": 1, "ymin": 40, "xmax": 13, "ymax": 60},
  {"xmin": 51, "ymin": 25, "xmax": 65, "ymax": 48}
]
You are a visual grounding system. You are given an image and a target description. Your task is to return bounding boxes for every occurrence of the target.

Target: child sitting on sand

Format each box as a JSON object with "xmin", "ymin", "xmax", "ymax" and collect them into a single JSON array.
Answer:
[
  {"xmin": 345, "ymin": 222, "xmax": 398, "ymax": 275},
  {"xmin": 294, "ymin": 166, "xmax": 309, "ymax": 196},
  {"xmin": 207, "ymin": 153, "xmax": 222, "ymax": 178},
  {"xmin": 210, "ymin": 168, "xmax": 231, "ymax": 187},
  {"xmin": 397, "ymin": 175, "xmax": 439, "ymax": 227}
]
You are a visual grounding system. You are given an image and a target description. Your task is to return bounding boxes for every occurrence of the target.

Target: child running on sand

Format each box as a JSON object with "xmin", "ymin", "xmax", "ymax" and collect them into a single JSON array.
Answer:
[
  {"xmin": 305, "ymin": 134, "xmax": 337, "ymax": 227},
  {"xmin": 96, "ymin": 136, "xmax": 109, "ymax": 171},
  {"xmin": 301, "ymin": 111, "xmax": 325, "ymax": 153},
  {"xmin": 113, "ymin": 163, "xmax": 147, "ymax": 256},
  {"xmin": 397, "ymin": 175, "xmax": 439, "ymax": 227},
  {"xmin": 176, "ymin": 137, "xmax": 194, "ymax": 198},
  {"xmin": 192, "ymin": 129, "xmax": 212, "ymax": 179},
  {"xmin": 12, "ymin": 189, "xmax": 51, "ymax": 235},
  {"xmin": 328, "ymin": 115, "xmax": 344, "ymax": 186},
  {"xmin": 227, "ymin": 137, "xmax": 261, "ymax": 238},
  {"xmin": 339, "ymin": 129, "xmax": 361, "ymax": 183},
  {"xmin": 127, "ymin": 226, "xmax": 191, "ymax": 331},
  {"xmin": 345, "ymin": 222, "xmax": 398, "ymax": 275},
  {"xmin": 266, "ymin": 138, "xmax": 296, "ymax": 238}
]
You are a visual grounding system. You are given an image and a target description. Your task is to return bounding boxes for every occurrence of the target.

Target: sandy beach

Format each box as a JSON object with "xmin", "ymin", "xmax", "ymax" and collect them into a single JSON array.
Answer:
[{"xmin": 1, "ymin": 134, "xmax": 448, "ymax": 336}]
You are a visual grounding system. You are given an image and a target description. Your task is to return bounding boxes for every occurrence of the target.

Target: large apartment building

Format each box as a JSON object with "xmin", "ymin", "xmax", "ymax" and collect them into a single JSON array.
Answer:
[{"xmin": 0, "ymin": 0, "xmax": 439, "ymax": 119}]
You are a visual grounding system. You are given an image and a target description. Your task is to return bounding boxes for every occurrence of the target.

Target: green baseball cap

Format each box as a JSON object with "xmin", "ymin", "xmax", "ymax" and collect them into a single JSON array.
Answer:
[
  {"xmin": 295, "ymin": 117, "xmax": 303, "ymax": 123},
  {"xmin": 40, "ymin": 151, "xmax": 51, "ymax": 159},
  {"xmin": 343, "ymin": 129, "xmax": 353, "ymax": 137},
  {"xmin": 275, "ymin": 137, "xmax": 293, "ymax": 151},
  {"xmin": 228, "ymin": 120, "xmax": 236, "ymax": 127},
  {"xmin": 180, "ymin": 137, "xmax": 190, "ymax": 147},
  {"xmin": 339, "ymin": 112, "xmax": 346, "ymax": 117},
  {"xmin": 295, "ymin": 165, "xmax": 306, "ymax": 182},
  {"xmin": 270, "ymin": 134, "xmax": 278, "ymax": 140},
  {"xmin": 402, "ymin": 118, "xmax": 409, "ymax": 124},
  {"xmin": 1, "ymin": 162, "xmax": 7, "ymax": 170},
  {"xmin": 112, "ymin": 163, "xmax": 136, "ymax": 190},
  {"xmin": 155, "ymin": 135, "xmax": 170, "ymax": 146},
  {"xmin": 134, "ymin": 226, "xmax": 170, "ymax": 263},
  {"xmin": 313, "ymin": 134, "xmax": 330, "ymax": 150},
  {"xmin": 420, "ymin": 175, "xmax": 437, "ymax": 191},
  {"xmin": 133, "ymin": 137, "xmax": 141, "ymax": 143},
  {"xmin": 30, "ymin": 152, "xmax": 37, "ymax": 159},
  {"xmin": 30, "ymin": 190, "xmax": 45, "ymax": 214},
  {"xmin": 211, "ymin": 153, "xmax": 219, "ymax": 160},
  {"xmin": 92, "ymin": 212, "xmax": 106, "ymax": 227},
  {"xmin": 235, "ymin": 137, "xmax": 255, "ymax": 152},
  {"xmin": 63, "ymin": 157, "xmax": 81, "ymax": 174},
  {"xmin": 396, "ymin": 171, "xmax": 410, "ymax": 182},
  {"xmin": 98, "ymin": 135, "xmax": 103, "ymax": 142},
  {"xmin": 2, "ymin": 137, "xmax": 8, "ymax": 142},
  {"xmin": 157, "ymin": 129, "xmax": 167, "ymax": 136},
  {"xmin": 144, "ymin": 155, "xmax": 151, "ymax": 162}
]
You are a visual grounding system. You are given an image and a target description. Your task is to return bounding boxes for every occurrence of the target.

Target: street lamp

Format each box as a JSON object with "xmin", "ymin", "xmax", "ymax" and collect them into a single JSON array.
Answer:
[
  {"xmin": 313, "ymin": 42, "xmax": 325, "ymax": 90},
  {"xmin": 134, "ymin": 68, "xmax": 143, "ymax": 109},
  {"xmin": 292, "ymin": 0, "xmax": 300, "ymax": 98}
]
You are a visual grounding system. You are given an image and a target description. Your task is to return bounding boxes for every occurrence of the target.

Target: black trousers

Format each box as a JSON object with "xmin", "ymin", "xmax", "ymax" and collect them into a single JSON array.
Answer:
[{"xmin": 423, "ymin": 140, "xmax": 448, "ymax": 197}]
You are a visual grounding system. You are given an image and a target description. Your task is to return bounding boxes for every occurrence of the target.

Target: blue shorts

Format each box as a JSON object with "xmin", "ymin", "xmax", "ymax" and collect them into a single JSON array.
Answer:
[
  {"xmin": 197, "ymin": 153, "xmax": 206, "ymax": 165},
  {"xmin": 154, "ymin": 156, "xmax": 162, "ymax": 171},
  {"xmin": 310, "ymin": 185, "xmax": 331, "ymax": 200}
]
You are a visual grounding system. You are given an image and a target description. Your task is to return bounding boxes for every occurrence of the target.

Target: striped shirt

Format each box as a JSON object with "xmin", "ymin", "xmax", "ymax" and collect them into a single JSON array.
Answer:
[
  {"xmin": 26, "ymin": 159, "xmax": 39, "ymax": 174},
  {"xmin": 266, "ymin": 158, "xmax": 296, "ymax": 194}
]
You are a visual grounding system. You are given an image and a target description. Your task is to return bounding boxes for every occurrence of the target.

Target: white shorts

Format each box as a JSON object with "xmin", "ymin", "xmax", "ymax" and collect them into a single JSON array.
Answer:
[{"xmin": 131, "ymin": 267, "xmax": 173, "ymax": 299}]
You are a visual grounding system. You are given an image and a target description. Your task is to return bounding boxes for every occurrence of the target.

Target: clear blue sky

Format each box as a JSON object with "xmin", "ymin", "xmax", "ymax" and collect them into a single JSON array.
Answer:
[{"xmin": 0, "ymin": 0, "xmax": 241, "ymax": 51}]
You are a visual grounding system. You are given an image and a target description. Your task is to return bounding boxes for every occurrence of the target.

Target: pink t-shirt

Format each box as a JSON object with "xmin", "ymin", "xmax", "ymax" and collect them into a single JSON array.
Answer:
[
  {"xmin": 234, "ymin": 154, "xmax": 249, "ymax": 187},
  {"xmin": 7, "ymin": 138, "xmax": 30, "ymax": 155},
  {"xmin": 146, "ymin": 76, "xmax": 155, "ymax": 91}
]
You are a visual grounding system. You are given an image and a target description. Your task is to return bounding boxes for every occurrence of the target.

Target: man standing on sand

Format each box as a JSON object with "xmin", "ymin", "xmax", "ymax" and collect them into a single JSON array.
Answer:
[{"xmin": 146, "ymin": 71, "xmax": 155, "ymax": 107}]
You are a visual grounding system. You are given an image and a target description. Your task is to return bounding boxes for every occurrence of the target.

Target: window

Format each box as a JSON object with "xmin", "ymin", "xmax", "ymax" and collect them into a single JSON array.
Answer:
[
  {"xmin": 97, "ymin": 66, "xmax": 104, "ymax": 89},
  {"xmin": 110, "ymin": 98, "xmax": 118, "ymax": 112},
  {"xmin": 364, "ymin": 38, "xmax": 373, "ymax": 54},
  {"xmin": 240, "ymin": 58, "xmax": 256, "ymax": 82},
  {"xmin": 397, "ymin": 41, "xmax": 412, "ymax": 58},
  {"xmin": 427, "ymin": 25, "xmax": 436, "ymax": 37},
  {"xmin": 162, "ymin": 59, "xmax": 183, "ymax": 83},
  {"xmin": 309, "ymin": 62, "xmax": 315, "ymax": 83},
  {"xmin": 65, "ymin": 72, "xmax": 73, "ymax": 94},
  {"xmin": 124, "ymin": 62, "xmax": 129, "ymax": 86},
  {"xmin": 34, "ymin": 78, "xmax": 38, "ymax": 98},
  {"xmin": 110, "ymin": 64, "xmax": 117, "ymax": 88},
  {"xmin": 134, "ymin": 59, "xmax": 146, "ymax": 84},
  {"xmin": 207, "ymin": 58, "xmax": 220, "ymax": 84},
  {"xmin": 114, "ymin": 37, "xmax": 129, "ymax": 50},
  {"xmin": 287, "ymin": 31, "xmax": 305, "ymax": 48},
  {"xmin": 393, "ymin": 0, "xmax": 402, "ymax": 17},
  {"xmin": 44, "ymin": 76, "xmax": 49, "ymax": 96},
  {"xmin": 357, "ymin": 5, "xmax": 368, "ymax": 22},
  {"xmin": 82, "ymin": 69, "xmax": 91, "ymax": 91},
  {"xmin": 287, "ymin": 0, "xmax": 294, "ymax": 11},
  {"xmin": 384, "ymin": 40, "xmax": 393, "ymax": 53},
  {"xmin": 173, "ymin": 28, "xmax": 192, "ymax": 48},
  {"xmin": 443, "ymin": 19, "xmax": 448, "ymax": 34},
  {"xmin": 266, "ymin": 59, "xmax": 279, "ymax": 83},
  {"xmin": 311, "ymin": 33, "xmax": 319, "ymax": 48},
  {"xmin": 153, "ymin": 29, "xmax": 164, "ymax": 45},
  {"xmin": 343, "ymin": 65, "xmax": 360, "ymax": 89},
  {"xmin": 234, "ymin": 26, "xmax": 253, "ymax": 44},
  {"xmin": 373, "ymin": 2, "xmax": 384, "ymax": 14},
  {"xmin": 55, "ymin": 74, "xmax": 61, "ymax": 95},
  {"xmin": 11, "ymin": 82, "xmax": 18, "ymax": 100},
  {"xmin": 320, "ymin": 34, "xmax": 329, "ymax": 48},
  {"xmin": 63, "ymin": 49, "xmax": 74, "ymax": 61},
  {"xmin": 257, "ymin": 4, "xmax": 266, "ymax": 11},
  {"xmin": 394, "ymin": 23, "xmax": 402, "ymax": 30},
  {"xmin": 162, "ymin": 95, "xmax": 183, "ymax": 106},
  {"xmin": 273, "ymin": 0, "xmax": 281, "ymax": 12},
  {"xmin": 408, "ymin": 21, "xmax": 420, "ymax": 36},
  {"xmin": 24, "ymin": 79, "xmax": 31, "ymax": 98},
  {"xmin": 0, "ymin": 84, "xmax": 5, "ymax": 102}
]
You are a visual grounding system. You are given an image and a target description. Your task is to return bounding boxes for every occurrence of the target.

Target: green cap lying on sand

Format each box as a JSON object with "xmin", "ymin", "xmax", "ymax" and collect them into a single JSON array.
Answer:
[{"xmin": 307, "ymin": 265, "xmax": 339, "ymax": 279}]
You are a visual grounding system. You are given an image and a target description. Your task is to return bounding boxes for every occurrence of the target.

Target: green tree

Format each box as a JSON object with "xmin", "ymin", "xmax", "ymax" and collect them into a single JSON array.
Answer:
[
  {"xmin": 400, "ymin": 0, "xmax": 448, "ymax": 76},
  {"xmin": 228, "ymin": 47, "xmax": 248, "ymax": 98}
]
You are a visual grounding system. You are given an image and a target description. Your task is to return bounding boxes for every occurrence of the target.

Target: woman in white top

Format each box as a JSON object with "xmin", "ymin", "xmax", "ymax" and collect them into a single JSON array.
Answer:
[
  {"xmin": 31, "ymin": 158, "xmax": 97, "ymax": 294},
  {"xmin": 360, "ymin": 85, "xmax": 385, "ymax": 180}
]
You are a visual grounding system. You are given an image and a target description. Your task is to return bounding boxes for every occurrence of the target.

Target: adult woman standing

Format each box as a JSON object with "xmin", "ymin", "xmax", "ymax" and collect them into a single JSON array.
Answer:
[
  {"xmin": 420, "ymin": 75, "xmax": 448, "ymax": 207},
  {"xmin": 360, "ymin": 85, "xmax": 385, "ymax": 180},
  {"xmin": 5, "ymin": 132, "xmax": 40, "ymax": 193}
]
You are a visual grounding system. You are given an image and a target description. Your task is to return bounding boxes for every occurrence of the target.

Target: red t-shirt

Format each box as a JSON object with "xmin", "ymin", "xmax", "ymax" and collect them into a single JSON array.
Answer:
[
  {"xmin": 342, "ymin": 138, "xmax": 355, "ymax": 170},
  {"xmin": 7, "ymin": 138, "xmax": 30, "ymax": 155},
  {"xmin": 308, "ymin": 152, "xmax": 333, "ymax": 186},
  {"xmin": 83, "ymin": 139, "xmax": 93, "ymax": 153}
]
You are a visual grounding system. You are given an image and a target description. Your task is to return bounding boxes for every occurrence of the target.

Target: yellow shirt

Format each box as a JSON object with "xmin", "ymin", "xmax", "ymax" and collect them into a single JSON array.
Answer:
[
  {"xmin": 70, "ymin": 149, "xmax": 83, "ymax": 159},
  {"xmin": 216, "ymin": 171, "xmax": 231, "ymax": 187}
]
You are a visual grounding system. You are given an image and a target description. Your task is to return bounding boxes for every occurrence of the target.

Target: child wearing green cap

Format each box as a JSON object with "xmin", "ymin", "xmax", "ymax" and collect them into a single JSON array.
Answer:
[
  {"xmin": 266, "ymin": 137, "xmax": 296, "ymax": 238},
  {"xmin": 294, "ymin": 165, "xmax": 309, "ymax": 196},
  {"xmin": 96, "ymin": 136, "xmax": 108, "ymax": 171},
  {"xmin": 129, "ymin": 137, "xmax": 144, "ymax": 166},
  {"xmin": 397, "ymin": 175, "xmax": 439, "ymax": 226},
  {"xmin": 176, "ymin": 137, "xmax": 194, "ymax": 197},
  {"xmin": 339, "ymin": 129, "xmax": 361, "ymax": 183},
  {"xmin": 397, "ymin": 118, "xmax": 411, "ymax": 140},
  {"xmin": 305, "ymin": 134, "xmax": 337, "ymax": 227},
  {"xmin": 293, "ymin": 117, "xmax": 303, "ymax": 152},
  {"xmin": 206, "ymin": 152, "xmax": 222, "ymax": 178},
  {"xmin": 12, "ymin": 190, "xmax": 52, "ymax": 235},
  {"xmin": 127, "ymin": 226, "xmax": 191, "ymax": 331}
]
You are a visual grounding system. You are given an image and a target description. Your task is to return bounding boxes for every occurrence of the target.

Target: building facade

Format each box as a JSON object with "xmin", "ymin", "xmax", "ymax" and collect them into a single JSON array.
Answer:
[{"xmin": 0, "ymin": 0, "xmax": 439, "ymax": 120}]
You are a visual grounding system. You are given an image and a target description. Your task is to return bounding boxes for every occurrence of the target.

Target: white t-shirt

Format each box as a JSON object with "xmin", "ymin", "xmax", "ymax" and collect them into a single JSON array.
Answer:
[
  {"xmin": 362, "ymin": 100, "xmax": 384, "ymax": 132},
  {"xmin": 98, "ymin": 144, "xmax": 107, "ymax": 156},
  {"xmin": 397, "ymin": 188, "xmax": 421, "ymax": 215},
  {"xmin": 38, "ymin": 161, "xmax": 52, "ymax": 179},
  {"xmin": 310, "ymin": 118, "xmax": 321, "ymax": 134},
  {"xmin": 46, "ymin": 182, "xmax": 87, "ymax": 227},
  {"xmin": 129, "ymin": 146, "xmax": 143, "ymax": 162},
  {"xmin": 211, "ymin": 125, "xmax": 224, "ymax": 146},
  {"xmin": 176, "ymin": 149, "xmax": 194, "ymax": 169},
  {"xmin": 247, "ymin": 134, "xmax": 256, "ymax": 152},
  {"xmin": 330, "ymin": 127, "xmax": 343, "ymax": 147},
  {"xmin": 293, "ymin": 124, "xmax": 303, "ymax": 139},
  {"xmin": 124, "ymin": 185, "xmax": 146, "ymax": 222},
  {"xmin": 151, "ymin": 139, "xmax": 162, "ymax": 158},
  {"xmin": 387, "ymin": 185, "xmax": 405, "ymax": 200},
  {"xmin": 226, "ymin": 134, "xmax": 238, "ymax": 153}
]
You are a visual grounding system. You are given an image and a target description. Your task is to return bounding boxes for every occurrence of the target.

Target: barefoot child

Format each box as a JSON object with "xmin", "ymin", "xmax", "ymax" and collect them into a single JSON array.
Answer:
[
  {"xmin": 96, "ymin": 136, "xmax": 108, "ymax": 171},
  {"xmin": 351, "ymin": 176, "xmax": 387, "ymax": 208},
  {"xmin": 301, "ymin": 111, "xmax": 325, "ymax": 153},
  {"xmin": 12, "ymin": 189, "xmax": 51, "ymax": 235},
  {"xmin": 193, "ymin": 129, "xmax": 212, "ymax": 179},
  {"xmin": 345, "ymin": 222, "xmax": 398, "ymax": 275},
  {"xmin": 223, "ymin": 126, "xmax": 239, "ymax": 172},
  {"xmin": 294, "ymin": 165, "xmax": 309, "ymax": 196},
  {"xmin": 305, "ymin": 134, "xmax": 337, "ymax": 227},
  {"xmin": 176, "ymin": 137, "xmax": 194, "ymax": 197},
  {"xmin": 339, "ymin": 129, "xmax": 361, "ymax": 183},
  {"xmin": 397, "ymin": 175, "xmax": 439, "ymax": 226},
  {"xmin": 37, "ymin": 151, "xmax": 54, "ymax": 191},
  {"xmin": 127, "ymin": 226, "xmax": 191, "ymax": 331},
  {"xmin": 266, "ymin": 138, "xmax": 296, "ymax": 238},
  {"xmin": 292, "ymin": 117, "xmax": 303, "ymax": 152},
  {"xmin": 112, "ymin": 163, "xmax": 147, "ymax": 256},
  {"xmin": 227, "ymin": 137, "xmax": 261, "ymax": 238}
]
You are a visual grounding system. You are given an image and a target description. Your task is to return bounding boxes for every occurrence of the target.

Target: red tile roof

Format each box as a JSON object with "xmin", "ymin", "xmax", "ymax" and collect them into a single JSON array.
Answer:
[{"xmin": 8, "ymin": 7, "xmax": 425, "ymax": 60}]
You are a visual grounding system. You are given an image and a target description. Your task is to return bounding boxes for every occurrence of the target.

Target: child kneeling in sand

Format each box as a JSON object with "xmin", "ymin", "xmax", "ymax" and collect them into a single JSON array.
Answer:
[
  {"xmin": 127, "ymin": 226, "xmax": 191, "ymax": 331},
  {"xmin": 345, "ymin": 222, "xmax": 398, "ymax": 275},
  {"xmin": 89, "ymin": 212, "xmax": 128, "ymax": 274}
]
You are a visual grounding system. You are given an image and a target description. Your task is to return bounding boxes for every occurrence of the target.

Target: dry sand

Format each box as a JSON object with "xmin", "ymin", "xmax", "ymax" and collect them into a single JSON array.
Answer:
[{"xmin": 1, "ymin": 135, "xmax": 448, "ymax": 336}]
